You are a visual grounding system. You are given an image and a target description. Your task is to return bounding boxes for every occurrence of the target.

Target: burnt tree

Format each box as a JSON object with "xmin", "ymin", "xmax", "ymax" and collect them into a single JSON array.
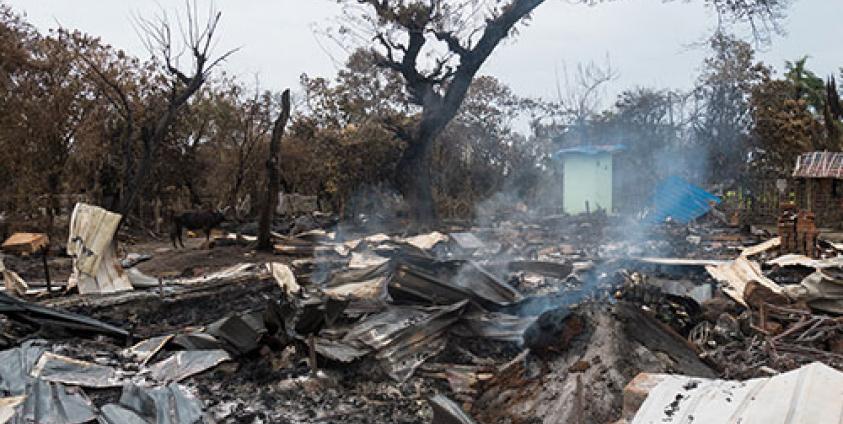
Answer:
[
  {"xmin": 80, "ymin": 2, "xmax": 235, "ymax": 228},
  {"xmin": 341, "ymin": 0, "xmax": 787, "ymax": 222},
  {"xmin": 350, "ymin": 0, "xmax": 544, "ymax": 222},
  {"xmin": 257, "ymin": 89, "xmax": 292, "ymax": 251}
]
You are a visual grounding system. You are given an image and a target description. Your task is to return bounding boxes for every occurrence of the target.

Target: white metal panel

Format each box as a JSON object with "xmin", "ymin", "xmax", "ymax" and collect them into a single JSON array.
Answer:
[{"xmin": 631, "ymin": 362, "xmax": 843, "ymax": 424}]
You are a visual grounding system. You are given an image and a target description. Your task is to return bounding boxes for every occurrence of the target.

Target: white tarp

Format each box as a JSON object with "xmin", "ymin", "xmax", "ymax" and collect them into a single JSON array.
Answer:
[{"xmin": 631, "ymin": 362, "xmax": 843, "ymax": 424}]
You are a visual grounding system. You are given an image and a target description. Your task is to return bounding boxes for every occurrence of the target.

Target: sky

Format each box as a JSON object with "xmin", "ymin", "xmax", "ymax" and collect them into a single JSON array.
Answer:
[{"xmin": 6, "ymin": 0, "xmax": 843, "ymax": 108}]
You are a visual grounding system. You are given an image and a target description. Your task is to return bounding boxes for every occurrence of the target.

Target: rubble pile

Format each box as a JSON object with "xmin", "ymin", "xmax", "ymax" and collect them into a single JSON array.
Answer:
[
  {"xmin": 1, "ymin": 205, "xmax": 843, "ymax": 423},
  {"xmin": 688, "ymin": 243, "xmax": 843, "ymax": 378}
]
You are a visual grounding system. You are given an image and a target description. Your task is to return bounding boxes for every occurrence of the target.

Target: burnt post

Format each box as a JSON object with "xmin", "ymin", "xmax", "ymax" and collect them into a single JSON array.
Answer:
[
  {"xmin": 41, "ymin": 244, "xmax": 51, "ymax": 294},
  {"xmin": 257, "ymin": 89, "xmax": 291, "ymax": 250}
]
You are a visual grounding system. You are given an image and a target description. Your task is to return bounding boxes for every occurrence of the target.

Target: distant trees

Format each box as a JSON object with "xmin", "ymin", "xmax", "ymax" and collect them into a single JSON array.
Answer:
[
  {"xmin": 0, "ymin": 8, "xmax": 103, "ymax": 228},
  {"xmin": 182, "ymin": 78, "xmax": 278, "ymax": 218},
  {"xmin": 692, "ymin": 32, "xmax": 770, "ymax": 182},
  {"xmin": 0, "ymin": 3, "xmax": 250, "ymax": 232},
  {"xmin": 749, "ymin": 57, "xmax": 843, "ymax": 175},
  {"xmin": 537, "ymin": 29, "xmax": 843, "ymax": 201}
]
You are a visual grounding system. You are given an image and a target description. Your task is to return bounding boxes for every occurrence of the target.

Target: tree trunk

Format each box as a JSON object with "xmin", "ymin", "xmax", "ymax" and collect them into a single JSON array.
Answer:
[
  {"xmin": 257, "ymin": 89, "xmax": 292, "ymax": 251},
  {"xmin": 396, "ymin": 135, "xmax": 437, "ymax": 224},
  {"xmin": 46, "ymin": 173, "xmax": 60, "ymax": 236},
  {"xmin": 384, "ymin": 0, "xmax": 545, "ymax": 224},
  {"xmin": 118, "ymin": 136, "xmax": 154, "ymax": 225},
  {"xmin": 229, "ymin": 160, "xmax": 246, "ymax": 220}
]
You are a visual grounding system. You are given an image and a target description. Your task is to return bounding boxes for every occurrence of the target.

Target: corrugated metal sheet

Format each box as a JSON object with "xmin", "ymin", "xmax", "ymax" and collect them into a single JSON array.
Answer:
[
  {"xmin": 631, "ymin": 362, "xmax": 843, "ymax": 424},
  {"xmin": 648, "ymin": 176, "xmax": 720, "ymax": 224},
  {"xmin": 705, "ymin": 256, "xmax": 783, "ymax": 307},
  {"xmin": 793, "ymin": 151, "xmax": 843, "ymax": 179}
]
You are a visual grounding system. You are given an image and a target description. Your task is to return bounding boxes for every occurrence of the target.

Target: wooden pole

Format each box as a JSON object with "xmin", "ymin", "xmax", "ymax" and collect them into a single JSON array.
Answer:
[{"xmin": 41, "ymin": 244, "xmax": 51, "ymax": 294}]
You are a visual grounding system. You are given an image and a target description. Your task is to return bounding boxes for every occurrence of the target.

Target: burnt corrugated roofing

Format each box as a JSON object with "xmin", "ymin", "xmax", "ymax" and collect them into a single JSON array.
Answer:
[{"xmin": 793, "ymin": 151, "xmax": 843, "ymax": 179}]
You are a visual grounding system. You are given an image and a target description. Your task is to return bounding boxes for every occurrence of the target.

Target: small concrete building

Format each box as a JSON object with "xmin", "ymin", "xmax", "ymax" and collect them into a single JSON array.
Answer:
[{"xmin": 555, "ymin": 145, "xmax": 625, "ymax": 215}]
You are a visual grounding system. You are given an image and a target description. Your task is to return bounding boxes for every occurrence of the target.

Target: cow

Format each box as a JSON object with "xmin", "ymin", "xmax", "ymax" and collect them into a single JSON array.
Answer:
[{"xmin": 170, "ymin": 209, "xmax": 227, "ymax": 249}]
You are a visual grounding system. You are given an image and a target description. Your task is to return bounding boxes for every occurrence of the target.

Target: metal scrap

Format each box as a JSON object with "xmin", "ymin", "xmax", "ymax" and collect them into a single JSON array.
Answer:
[
  {"xmin": 340, "ymin": 301, "xmax": 468, "ymax": 381},
  {"xmin": 100, "ymin": 382, "xmax": 204, "ymax": 424},
  {"xmin": 0, "ymin": 342, "xmax": 46, "ymax": 395},
  {"xmin": 0, "ymin": 342, "xmax": 100, "ymax": 424},
  {"xmin": 66, "ymin": 203, "xmax": 132, "ymax": 294},
  {"xmin": 148, "ymin": 350, "xmax": 231, "ymax": 383},
  {"xmin": 705, "ymin": 256, "xmax": 783, "ymax": 306},
  {"xmin": 0, "ymin": 259, "xmax": 27, "ymax": 297},
  {"xmin": 14, "ymin": 378, "xmax": 98, "ymax": 424},
  {"xmin": 390, "ymin": 256, "xmax": 522, "ymax": 307},
  {"xmin": 428, "ymin": 394, "xmax": 477, "ymax": 424},
  {"xmin": 0, "ymin": 396, "xmax": 24, "ymax": 424},
  {"xmin": 123, "ymin": 335, "xmax": 174, "ymax": 366},
  {"xmin": 0, "ymin": 292, "xmax": 128, "ymax": 340},
  {"xmin": 30, "ymin": 352, "xmax": 120, "ymax": 388}
]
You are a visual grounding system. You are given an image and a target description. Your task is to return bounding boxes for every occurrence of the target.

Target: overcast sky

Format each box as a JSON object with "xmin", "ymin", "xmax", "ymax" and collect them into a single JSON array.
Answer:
[{"xmin": 6, "ymin": 0, "xmax": 842, "ymax": 107}]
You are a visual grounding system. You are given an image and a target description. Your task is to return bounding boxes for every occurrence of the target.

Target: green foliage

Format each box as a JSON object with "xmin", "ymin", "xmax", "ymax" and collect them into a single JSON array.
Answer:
[{"xmin": 784, "ymin": 57, "xmax": 826, "ymax": 113}]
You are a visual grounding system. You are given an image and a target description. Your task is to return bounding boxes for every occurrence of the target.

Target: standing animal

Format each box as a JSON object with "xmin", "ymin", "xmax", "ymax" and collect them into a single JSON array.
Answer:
[{"xmin": 170, "ymin": 209, "xmax": 226, "ymax": 248}]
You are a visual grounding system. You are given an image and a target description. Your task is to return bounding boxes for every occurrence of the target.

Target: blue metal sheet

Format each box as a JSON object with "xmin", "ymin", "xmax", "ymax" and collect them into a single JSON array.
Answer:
[{"xmin": 648, "ymin": 176, "xmax": 720, "ymax": 224}]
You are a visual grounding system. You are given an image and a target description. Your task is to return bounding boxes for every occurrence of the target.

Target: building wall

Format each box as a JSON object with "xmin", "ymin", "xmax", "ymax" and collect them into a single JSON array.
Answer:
[
  {"xmin": 562, "ymin": 152, "xmax": 613, "ymax": 214},
  {"xmin": 803, "ymin": 178, "xmax": 843, "ymax": 227}
]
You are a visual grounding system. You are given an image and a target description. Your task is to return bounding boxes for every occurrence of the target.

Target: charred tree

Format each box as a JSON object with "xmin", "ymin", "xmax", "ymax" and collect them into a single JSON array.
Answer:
[
  {"xmin": 80, "ymin": 2, "xmax": 235, "ymax": 229},
  {"xmin": 362, "ymin": 0, "xmax": 543, "ymax": 222},
  {"xmin": 342, "ymin": 0, "xmax": 787, "ymax": 223},
  {"xmin": 257, "ymin": 89, "xmax": 292, "ymax": 251}
]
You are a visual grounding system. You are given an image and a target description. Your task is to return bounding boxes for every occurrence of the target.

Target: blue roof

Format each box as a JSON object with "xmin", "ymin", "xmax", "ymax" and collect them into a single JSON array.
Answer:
[
  {"xmin": 554, "ymin": 144, "xmax": 626, "ymax": 158},
  {"xmin": 647, "ymin": 176, "xmax": 720, "ymax": 224}
]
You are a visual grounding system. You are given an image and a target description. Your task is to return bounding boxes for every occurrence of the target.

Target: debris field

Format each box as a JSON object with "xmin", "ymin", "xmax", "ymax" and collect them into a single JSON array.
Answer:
[{"xmin": 2, "ymin": 204, "xmax": 843, "ymax": 423}]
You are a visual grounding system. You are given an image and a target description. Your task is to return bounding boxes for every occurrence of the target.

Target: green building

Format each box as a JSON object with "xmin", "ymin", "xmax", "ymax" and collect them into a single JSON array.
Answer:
[{"xmin": 555, "ymin": 145, "xmax": 625, "ymax": 215}]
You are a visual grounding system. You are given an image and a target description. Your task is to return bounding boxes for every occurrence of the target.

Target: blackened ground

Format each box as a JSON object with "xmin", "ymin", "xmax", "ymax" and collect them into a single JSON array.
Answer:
[{"xmin": 60, "ymin": 280, "xmax": 281, "ymax": 339}]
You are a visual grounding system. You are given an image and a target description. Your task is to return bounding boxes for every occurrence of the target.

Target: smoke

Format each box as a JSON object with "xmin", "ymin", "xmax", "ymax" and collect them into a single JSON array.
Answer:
[{"xmin": 457, "ymin": 103, "xmax": 717, "ymax": 316}]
